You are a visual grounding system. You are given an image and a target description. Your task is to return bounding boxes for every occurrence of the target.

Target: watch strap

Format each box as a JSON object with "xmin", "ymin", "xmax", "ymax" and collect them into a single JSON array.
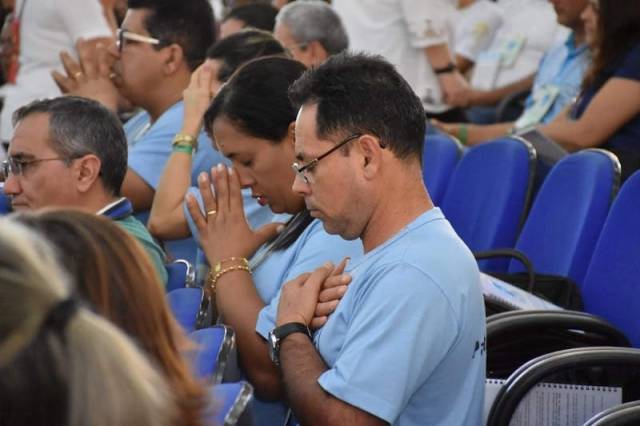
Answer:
[
  {"xmin": 433, "ymin": 62, "xmax": 457, "ymax": 75},
  {"xmin": 269, "ymin": 322, "xmax": 312, "ymax": 366},
  {"xmin": 273, "ymin": 322, "xmax": 312, "ymax": 341}
]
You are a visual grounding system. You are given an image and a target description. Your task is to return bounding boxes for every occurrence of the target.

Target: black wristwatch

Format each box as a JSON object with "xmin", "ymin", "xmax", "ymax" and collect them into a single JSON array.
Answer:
[
  {"xmin": 268, "ymin": 322, "xmax": 312, "ymax": 366},
  {"xmin": 433, "ymin": 62, "xmax": 457, "ymax": 75}
]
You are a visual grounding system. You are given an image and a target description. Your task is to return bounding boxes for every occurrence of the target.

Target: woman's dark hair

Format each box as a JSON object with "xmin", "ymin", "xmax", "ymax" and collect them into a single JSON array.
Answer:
[
  {"xmin": 223, "ymin": 3, "xmax": 279, "ymax": 33},
  {"xmin": 204, "ymin": 56, "xmax": 310, "ymax": 250},
  {"xmin": 583, "ymin": 0, "xmax": 640, "ymax": 89},
  {"xmin": 206, "ymin": 29, "xmax": 286, "ymax": 83},
  {"xmin": 204, "ymin": 55, "xmax": 306, "ymax": 142}
]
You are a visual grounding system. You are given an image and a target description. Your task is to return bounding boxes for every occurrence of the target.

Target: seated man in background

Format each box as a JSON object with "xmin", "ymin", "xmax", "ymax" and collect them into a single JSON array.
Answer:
[
  {"xmin": 463, "ymin": 0, "xmax": 568, "ymax": 123},
  {"xmin": 454, "ymin": 0, "xmax": 504, "ymax": 74},
  {"xmin": 2, "ymin": 96, "xmax": 167, "ymax": 283},
  {"xmin": 334, "ymin": 0, "xmax": 472, "ymax": 123},
  {"xmin": 52, "ymin": 0, "xmax": 247, "ymax": 264},
  {"xmin": 268, "ymin": 52, "xmax": 486, "ymax": 425},
  {"xmin": 435, "ymin": 0, "xmax": 590, "ymax": 145},
  {"xmin": 273, "ymin": 1, "xmax": 348, "ymax": 68}
]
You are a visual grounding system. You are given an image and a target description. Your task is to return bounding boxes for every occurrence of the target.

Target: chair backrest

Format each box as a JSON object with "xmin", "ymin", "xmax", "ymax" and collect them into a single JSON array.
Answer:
[
  {"xmin": 582, "ymin": 171, "xmax": 640, "ymax": 347},
  {"xmin": 441, "ymin": 137, "xmax": 535, "ymax": 271},
  {"xmin": 584, "ymin": 400, "xmax": 640, "ymax": 426},
  {"xmin": 189, "ymin": 326, "xmax": 235, "ymax": 383},
  {"xmin": 0, "ymin": 184, "xmax": 10, "ymax": 215},
  {"xmin": 422, "ymin": 133, "xmax": 463, "ymax": 205},
  {"xmin": 165, "ymin": 259, "xmax": 196, "ymax": 292},
  {"xmin": 487, "ymin": 347, "xmax": 640, "ymax": 426},
  {"xmin": 508, "ymin": 149, "xmax": 620, "ymax": 287},
  {"xmin": 207, "ymin": 382, "xmax": 254, "ymax": 426},
  {"xmin": 166, "ymin": 287, "xmax": 206, "ymax": 332}
]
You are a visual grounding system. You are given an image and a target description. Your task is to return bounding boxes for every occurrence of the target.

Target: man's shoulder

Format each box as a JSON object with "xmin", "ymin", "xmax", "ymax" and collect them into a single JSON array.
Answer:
[
  {"xmin": 115, "ymin": 214, "xmax": 160, "ymax": 248},
  {"xmin": 352, "ymin": 209, "xmax": 478, "ymax": 292}
]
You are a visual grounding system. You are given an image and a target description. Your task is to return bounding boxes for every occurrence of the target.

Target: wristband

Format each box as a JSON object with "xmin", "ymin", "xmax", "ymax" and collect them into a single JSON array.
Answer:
[
  {"xmin": 457, "ymin": 124, "xmax": 468, "ymax": 146},
  {"xmin": 172, "ymin": 144, "xmax": 194, "ymax": 155},
  {"xmin": 433, "ymin": 62, "xmax": 457, "ymax": 75}
]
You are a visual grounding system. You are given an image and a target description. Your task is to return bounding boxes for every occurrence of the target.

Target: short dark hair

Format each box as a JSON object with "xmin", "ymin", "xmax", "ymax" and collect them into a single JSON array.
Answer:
[
  {"xmin": 223, "ymin": 3, "xmax": 279, "ymax": 33},
  {"xmin": 127, "ymin": 0, "xmax": 215, "ymax": 71},
  {"xmin": 288, "ymin": 52, "xmax": 426, "ymax": 161},
  {"xmin": 12, "ymin": 97, "xmax": 128, "ymax": 196},
  {"xmin": 203, "ymin": 56, "xmax": 306, "ymax": 143},
  {"xmin": 206, "ymin": 29, "xmax": 286, "ymax": 83}
]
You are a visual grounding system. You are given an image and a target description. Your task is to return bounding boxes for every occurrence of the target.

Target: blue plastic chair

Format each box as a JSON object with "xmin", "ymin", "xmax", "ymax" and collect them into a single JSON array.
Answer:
[
  {"xmin": 166, "ymin": 287, "xmax": 206, "ymax": 332},
  {"xmin": 440, "ymin": 137, "xmax": 535, "ymax": 271},
  {"xmin": 206, "ymin": 382, "xmax": 254, "ymax": 426},
  {"xmin": 507, "ymin": 149, "xmax": 620, "ymax": 287},
  {"xmin": 422, "ymin": 133, "xmax": 463, "ymax": 205},
  {"xmin": 189, "ymin": 326, "xmax": 235, "ymax": 383},
  {"xmin": 165, "ymin": 259, "xmax": 196, "ymax": 292},
  {"xmin": 581, "ymin": 170, "xmax": 640, "ymax": 347},
  {"xmin": 0, "ymin": 184, "xmax": 11, "ymax": 215}
]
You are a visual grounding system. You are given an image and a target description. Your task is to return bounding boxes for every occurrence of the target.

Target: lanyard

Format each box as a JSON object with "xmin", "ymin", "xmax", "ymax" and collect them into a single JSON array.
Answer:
[{"xmin": 100, "ymin": 198, "xmax": 134, "ymax": 221}]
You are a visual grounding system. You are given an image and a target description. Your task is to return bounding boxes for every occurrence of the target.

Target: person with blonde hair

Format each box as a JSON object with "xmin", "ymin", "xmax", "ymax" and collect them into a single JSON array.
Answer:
[
  {"xmin": 0, "ymin": 219, "xmax": 175, "ymax": 426},
  {"xmin": 13, "ymin": 209, "xmax": 207, "ymax": 426}
]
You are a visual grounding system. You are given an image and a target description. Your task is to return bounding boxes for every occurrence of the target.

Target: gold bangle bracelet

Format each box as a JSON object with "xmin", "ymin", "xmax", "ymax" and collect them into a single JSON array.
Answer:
[
  {"xmin": 172, "ymin": 133, "xmax": 198, "ymax": 152},
  {"xmin": 212, "ymin": 257, "xmax": 250, "ymax": 273},
  {"xmin": 207, "ymin": 264, "xmax": 251, "ymax": 293}
]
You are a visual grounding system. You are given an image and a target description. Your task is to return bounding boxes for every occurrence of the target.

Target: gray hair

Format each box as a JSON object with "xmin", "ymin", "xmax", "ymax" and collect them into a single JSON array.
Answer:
[
  {"xmin": 12, "ymin": 96, "xmax": 128, "ymax": 197},
  {"xmin": 0, "ymin": 219, "xmax": 176, "ymax": 426},
  {"xmin": 275, "ymin": 1, "xmax": 348, "ymax": 55}
]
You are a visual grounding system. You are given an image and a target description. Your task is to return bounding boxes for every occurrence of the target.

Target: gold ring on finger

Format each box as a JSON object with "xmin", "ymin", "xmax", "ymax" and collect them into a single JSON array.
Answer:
[
  {"xmin": 74, "ymin": 71, "xmax": 84, "ymax": 79},
  {"xmin": 206, "ymin": 209, "xmax": 217, "ymax": 217}
]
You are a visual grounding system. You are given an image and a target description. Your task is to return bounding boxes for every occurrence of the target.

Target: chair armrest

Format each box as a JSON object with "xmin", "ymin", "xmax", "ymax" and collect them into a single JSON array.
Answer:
[{"xmin": 475, "ymin": 248, "xmax": 535, "ymax": 292}]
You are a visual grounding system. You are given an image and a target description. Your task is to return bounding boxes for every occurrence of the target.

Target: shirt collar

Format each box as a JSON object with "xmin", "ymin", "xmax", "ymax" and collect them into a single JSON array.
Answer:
[
  {"xmin": 96, "ymin": 197, "xmax": 128, "ymax": 216},
  {"xmin": 565, "ymin": 32, "xmax": 589, "ymax": 58}
]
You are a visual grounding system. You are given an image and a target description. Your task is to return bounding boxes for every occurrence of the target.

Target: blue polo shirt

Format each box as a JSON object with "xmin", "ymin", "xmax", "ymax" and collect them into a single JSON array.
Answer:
[
  {"xmin": 523, "ymin": 33, "xmax": 590, "ymax": 124},
  {"xmin": 125, "ymin": 101, "xmax": 227, "ymax": 264}
]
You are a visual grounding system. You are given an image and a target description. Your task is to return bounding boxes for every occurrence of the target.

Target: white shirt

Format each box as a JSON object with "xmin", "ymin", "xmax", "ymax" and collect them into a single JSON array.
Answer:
[
  {"xmin": 334, "ymin": 0, "xmax": 458, "ymax": 114},
  {"xmin": 454, "ymin": 0, "xmax": 504, "ymax": 63},
  {"xmin": 0, "ymin": 0, "xmax": 111, "ymax": 141},
  {"xmin": 471, "ymin": 0, "xmax": 568, "ymax": 89}
]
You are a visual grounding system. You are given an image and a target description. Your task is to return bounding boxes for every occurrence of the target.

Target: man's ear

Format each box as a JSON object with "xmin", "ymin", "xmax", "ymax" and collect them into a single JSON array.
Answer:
[
  {"xmin": 357, "ymin": 135, "xmax": 384, "ymax": 179},
  {"xmin": 307, "ymin": 40, "xmax": 329, "ymax": 66},
  {"xmin": 287, "ymin": 121, "xmax": 296, "ymax": 147},
  {"xmin": 74, "ymin": 154, "xmax": 102, "ymax": 193},
  {"xmin": 162, "ymin": 43, "xmax": 186, "ymax": 75}
]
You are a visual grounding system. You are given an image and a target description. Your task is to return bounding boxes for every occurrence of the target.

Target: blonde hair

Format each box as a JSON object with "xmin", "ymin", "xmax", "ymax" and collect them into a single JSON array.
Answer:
[{"xmin": 0, "ymin": 219, "xmax": 176, "ymax": 426}]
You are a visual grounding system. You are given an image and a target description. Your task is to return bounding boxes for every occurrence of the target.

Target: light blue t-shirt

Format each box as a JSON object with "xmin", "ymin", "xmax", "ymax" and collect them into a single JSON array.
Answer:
[
  {"xmin": 124, "ymin": 101, "xmax": 226, "ymax": 264},
  {"xmin": 252, "ymin": 217, "xmax": 364, "ymax": 426},
  {"xmin": 523, "ymin": 33, "xmax": 590, "ymax": 124},
  {"xmin": 312, "ymin": 208, "xmax": 486, "ymax": 426}
]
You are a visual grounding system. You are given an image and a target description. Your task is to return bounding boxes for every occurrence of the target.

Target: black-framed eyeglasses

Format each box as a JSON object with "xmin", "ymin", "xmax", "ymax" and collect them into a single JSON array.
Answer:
[
  {"xmin": 291, "ymin": 133, "xmax": 362, "ymax": 184},
  {"xmin": 116, "ymin": 28, "xmax": 169, "ymax": 53},
  {"xmin": 2, "ymin": 157, "xmax": 70, "ymax": 178}
]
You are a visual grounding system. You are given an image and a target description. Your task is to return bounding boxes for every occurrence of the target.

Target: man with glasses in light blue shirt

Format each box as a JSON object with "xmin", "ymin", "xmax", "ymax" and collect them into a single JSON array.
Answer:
[{"xmin": 266, "ymin": 52, "xmax": 486, "ymax": 426}]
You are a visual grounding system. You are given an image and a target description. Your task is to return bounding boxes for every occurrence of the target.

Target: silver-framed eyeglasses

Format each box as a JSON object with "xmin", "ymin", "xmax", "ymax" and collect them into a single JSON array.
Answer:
[
  {"xmin": 116, "ymin": 29, "xmax": 168, "ymax": 53},
  {"xmin": 2, "ymin": 157, "xmax": 69, "ymax": 178},
  {"xmin": 291, "ymin": 133, "xmax": 362, "ymax": 184}
]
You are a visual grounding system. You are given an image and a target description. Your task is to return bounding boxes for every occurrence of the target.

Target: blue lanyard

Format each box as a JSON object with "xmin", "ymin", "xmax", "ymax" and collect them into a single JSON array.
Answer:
[{"xmin": 101, "ymin": 198, "xmax": 133, "ymax": 221}]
